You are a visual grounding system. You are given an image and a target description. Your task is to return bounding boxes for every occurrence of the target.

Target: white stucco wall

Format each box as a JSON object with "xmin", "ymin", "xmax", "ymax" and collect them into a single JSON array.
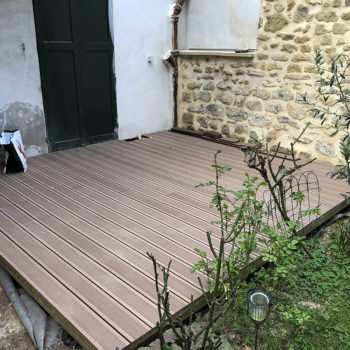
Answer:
[
  {"xmin": 113, "ymin": 0, "xmax": 174, "ymax": 140},
  {"xmin": 185, "ymin": 0, "xmax": 261, "ymax": 50},
  {"xmin": 0, "ymin": 0, "xmax": 47, "ymax": 157}
]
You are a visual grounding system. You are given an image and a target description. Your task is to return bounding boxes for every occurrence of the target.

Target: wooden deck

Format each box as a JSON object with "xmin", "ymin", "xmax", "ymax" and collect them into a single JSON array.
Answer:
[{"xmin": 0, "ymin": 131, "xmax": 347, "ymax": 350}]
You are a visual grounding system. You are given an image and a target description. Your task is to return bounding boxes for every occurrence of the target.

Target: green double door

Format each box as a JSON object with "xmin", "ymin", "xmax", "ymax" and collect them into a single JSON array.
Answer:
[{"xmin": 33, "ymin": 0, "xmax": 117, "ymax": 151}]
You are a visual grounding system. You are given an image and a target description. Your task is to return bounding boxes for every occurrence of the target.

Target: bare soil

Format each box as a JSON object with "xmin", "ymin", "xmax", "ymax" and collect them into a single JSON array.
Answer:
[
  {"xmin": 0, "ymin": 281, "xmax": 82, "ymax": 350},
  {"xmin": 0, "ymin": 282, "xmax": 36, "ymax": 350}
]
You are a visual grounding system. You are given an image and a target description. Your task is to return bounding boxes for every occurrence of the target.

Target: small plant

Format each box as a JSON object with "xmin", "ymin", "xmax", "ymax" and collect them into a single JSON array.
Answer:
[
  {"xmin": 331, "ymin": 217, "xmax": 350, "ymax": 256},
  {"xmin": 147, "ymin": 151, "xmax": 267, "ymax": 350},
  {"xmin": 147, "ymin": 139, "xmax": 321, "ymax": 349},
  {"xmin": 301, "ymin": 50, "xmax": 350, "ymax": 187}
]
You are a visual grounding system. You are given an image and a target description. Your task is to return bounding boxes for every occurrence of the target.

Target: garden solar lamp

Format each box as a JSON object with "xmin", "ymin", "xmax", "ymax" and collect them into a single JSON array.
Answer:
[{"xmin": 247, "ymin": 288, "xmax": 272, "ymax": 350}]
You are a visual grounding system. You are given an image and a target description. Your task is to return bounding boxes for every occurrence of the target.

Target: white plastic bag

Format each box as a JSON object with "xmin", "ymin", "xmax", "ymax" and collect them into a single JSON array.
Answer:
[{"xmin": 0, "ymin": 129, "xmax": 27, "ymax": 173}]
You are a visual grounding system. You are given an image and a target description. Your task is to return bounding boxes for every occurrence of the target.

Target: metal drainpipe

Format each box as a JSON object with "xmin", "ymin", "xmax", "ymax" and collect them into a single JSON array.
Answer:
[{"xmin": 169, "ymin": 0, "xmax": 186, "ymax": 128}]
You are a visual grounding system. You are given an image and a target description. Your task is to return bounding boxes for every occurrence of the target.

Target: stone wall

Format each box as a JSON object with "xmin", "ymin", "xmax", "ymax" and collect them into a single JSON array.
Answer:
[{"xmin": 177, "ymin": 0, "xmax": 350, "ymax": 164}]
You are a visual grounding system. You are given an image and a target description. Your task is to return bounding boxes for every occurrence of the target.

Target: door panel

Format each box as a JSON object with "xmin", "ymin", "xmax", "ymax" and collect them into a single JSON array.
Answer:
[
  {"xmin": 83, "ymin": 52, "xmax": 115, "ymax": 143},
  {"xmin": 44, "ymin": 51, "xmax": 81, "ymax": 148},
  {"xmin": 42, "ymin": 0, "xmax": 73, "ymax": 41},
  {"xmin": 80, "ymin": 0, "xmax": 110, "ymax": 42},
  {"xmin": 33, "ymin": 0, "xmax": 117, "ymax": 151}
]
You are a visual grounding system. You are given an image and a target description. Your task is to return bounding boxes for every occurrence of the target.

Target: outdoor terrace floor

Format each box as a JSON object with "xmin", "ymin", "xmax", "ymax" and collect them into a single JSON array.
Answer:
[{"xmin": 0, "ymin": 131, "xmax": 347, "ymax": 349}]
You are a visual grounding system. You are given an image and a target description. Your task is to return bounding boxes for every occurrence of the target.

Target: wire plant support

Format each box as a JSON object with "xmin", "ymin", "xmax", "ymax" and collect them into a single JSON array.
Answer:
[{"xmin": 263, "ymin": 171, "xmax": 321, "ymax": 232}]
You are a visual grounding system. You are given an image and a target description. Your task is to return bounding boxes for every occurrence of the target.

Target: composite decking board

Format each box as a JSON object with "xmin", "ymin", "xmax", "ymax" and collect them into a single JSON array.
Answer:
[
  {"xmin": 24, "ymin": 166, "xmax": 259, "ymax": 259},
  {"xmin": 90, "ymin": 140, "xmax": 328, "ymax": 223},
  {"xmin": 8, "ymin": 175, "xmax": 203, "ymax": 284},
  {"xmin": 84, "ymin": 141, "xmax": 218, "ymax": 201},
  {"xmin": 136, "ymin": 134, "xmax": 338, "ymax": 194},
  {"xmin": 0, "ymin": 212, "xmax": 150, "ymax": 341},
  {"xmin": 30, "ymin": 156, "xmax": 218, "ymax": 234},
  {"xmin": 55, "ymin": 148, "xmax": 215, "ymax": 214},
  {"xmin": 29, "ymin": 156, "xmax": 222, "ymax": 239},
  {"xmin": 43, "ymin": 151, "xmax": 217, "ymax": 223},
  {"xmin": 0, "ymin": 234, "xmax": 129, "ymax": 350},
  {"xmin": 26, "ymin": 164, "xmax": 224, "ymax": 258},
  {"xmin": 0, "ymin": 193, "xmax": 185, "ymax": 313},
  {"xmin": 144, "ymin": 133, "xmax": 343, "ymax": 201},
  {"xmin": 29, "ymin": 145, "xmax": 263, "ymax": 254},
  {"xmin": 95, "ymin": 136, "xmax": 340, "ymax": 202},
  {"xmin": 75, "ymin": 141, "xmax": 216, "ymax": 201},
  {"xmin": 0, "ymin": 176, "xmax": 201, "ymax": 297},
  {"xmin": 18, "ymin": 170, "xmax": 211, "ymax": 266},
  {"xmin": 0, "ymin": 193, "xmax": 186, "ymax": 313},
  {"xmin": 0, "ymin": 131, "xmax": 347, "ymax": 350},
  {"xmin": 0, "ymin": 196, "xmax": 162, "ymax": 324},
  {"xmin": 29, "ymin": 152, "xmax": 222, "ymax": 237}
]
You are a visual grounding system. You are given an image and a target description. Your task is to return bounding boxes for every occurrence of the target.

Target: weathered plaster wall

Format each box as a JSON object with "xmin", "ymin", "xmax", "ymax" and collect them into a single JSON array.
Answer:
[
  {"xmin": 0, "ymin": 0, "xmax": 47, "ymax": 158},
  {"xmin": 113, "ymin": 0, "xmax": 174, "ymax": 140},
  {"xmin": 178, "ymin": 0, "xmax": 350, "ymax": 164}
]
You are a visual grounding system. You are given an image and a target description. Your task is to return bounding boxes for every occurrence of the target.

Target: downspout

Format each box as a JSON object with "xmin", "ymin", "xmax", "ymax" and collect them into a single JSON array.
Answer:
[{"xmin": 168, "ymin": 0, "xmax": 186, "ymax": 128}]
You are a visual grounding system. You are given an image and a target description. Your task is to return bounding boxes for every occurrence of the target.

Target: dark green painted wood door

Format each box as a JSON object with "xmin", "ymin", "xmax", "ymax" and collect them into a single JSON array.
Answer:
[{"xmin": 33, "ymin": 0, "xmax": 117, "ymax": 151}]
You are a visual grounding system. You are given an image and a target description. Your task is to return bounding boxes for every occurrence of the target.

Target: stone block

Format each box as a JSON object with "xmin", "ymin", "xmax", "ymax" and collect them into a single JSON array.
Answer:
[
  {"xmin": 250, "ymin": 130, "xmax": 259, "ymax": 141},
  {"xmin": 267, "ymin": 63, "xmax": 283, "ymax": 71},
  {"xmin": 315, "ymin": 138, "xmax": 338, "ymax": 157},
  {"xmin": 215, "ymin": 93, "xmax": 233, "ymax": 105},
  {"xmin": 288, "ymin": 0, "xmax": 296, "ymax": 11},
  {"xmin": 226, "ymin": 107, "xmax": 247, "ymax": 120},
  {"xmin": 216, "ymin": 81, "xmax": 232, "ymax": 91},
  {"xmin": 287, "ymin": 103, "xmax": 306, "ymax": 120},
  {"xmin": 235, "ymin": 124, "xmax": 248, "ymax": 134},
  {"xmin": 332, "ymin": 23, "xmax": 347, "ymax": 34},
  {"xmin": 203, "ymin": 82, "xmax": 215, "ymax": 91},
  {"xmin": 264, "ymin": 14, "xmax": 289, "ymax": 32},
  {"xmin": 266, "ymin": 103, "xmax": 281, "ymax": 114},
  {"xmin": 294, "ymin": 5, "xmax": 309, "ymax": 22},
  {"xmin": 272, "ymin": 89, "xmax": 294, "ymax": 101},
  {"xmin": 274, "ymin": 3, "xmax": 285, "ymax": 12},
  {"xmin": 341, "ymin": 12, "xmax": 350, "ymax": 20},
  {"xmin": 315, "ymin": 23, "xmax": 327, "ymax": 35},
  {"xmin": 277, "ymin": 116, "xmax": 300, "ymax": 128},
  {"xmin": 197, "ymin": 116, "xmax": 208, "ymax": 128},
  {"xmin": 187, "ymin": 81, "xmax": 202, "ymax": 90},
  {"xmin": 234, "ymin": 86, "xmax": 251, "ymax": 96},
  {"xmin": 315, "ymin": 10, "xmax": 338, "ymax": 22},
  {"xmin": 198, "ymin": 91, "xmax": 212, "ymax": 102},
  {"xmin": 248, "ymin": 114, "xmax": 272, "ymax": 127},
  {"xmin": 258, "ymin": 34, "xmax": 269, "ymax": 41},
  {"xmin": 285, "ymin": 74, "xmax": 311, "ymax": 80},
  {"xmin": 206, "ymin": 104, "xmax": 224, "ymax": 117},
  {"xmin": 183, "ymin": 92, "xmax": 192, "ymax": 103},
  {"xmin": 320, "ymin": 34, "xmax": 333, "ymax": 45},
  {"xmin": 281, "ymin": 44, "xmax": 298, "ymax": 53},
  {"xmin": 188, "ymin": 104, "xmax": 204, "ymax": 113},
  {"xmin": 301, "ymin": 45, "xmax": 312, "ymax": 53},
  {"xmin": 277, "ymin": 33, "xmax": 295, "ymax": 40},
  {"xmin": 253, "ymin": 88, "xmax": 271, "ymax": 100},
  {"xmin": 257, "ymin": 52, "xmax": 269, "ymax": 60},
  {"xmin": 246, "ymin": 100, "xmax": 262, "ymax": 111},
  {"xmin": 271, "ymin": 53, "xmax": 290, "ymax": 61},
  {"xmin": 291, "ymin": 54, "xmax": 311, "ymax": 62},
  {"xmin": 294, "ymin": 36, "xmax": 310, "ymax": 44},
  {"xmin": 182, "ymin": 113, "xmax": 194, "ymax": 124}
]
